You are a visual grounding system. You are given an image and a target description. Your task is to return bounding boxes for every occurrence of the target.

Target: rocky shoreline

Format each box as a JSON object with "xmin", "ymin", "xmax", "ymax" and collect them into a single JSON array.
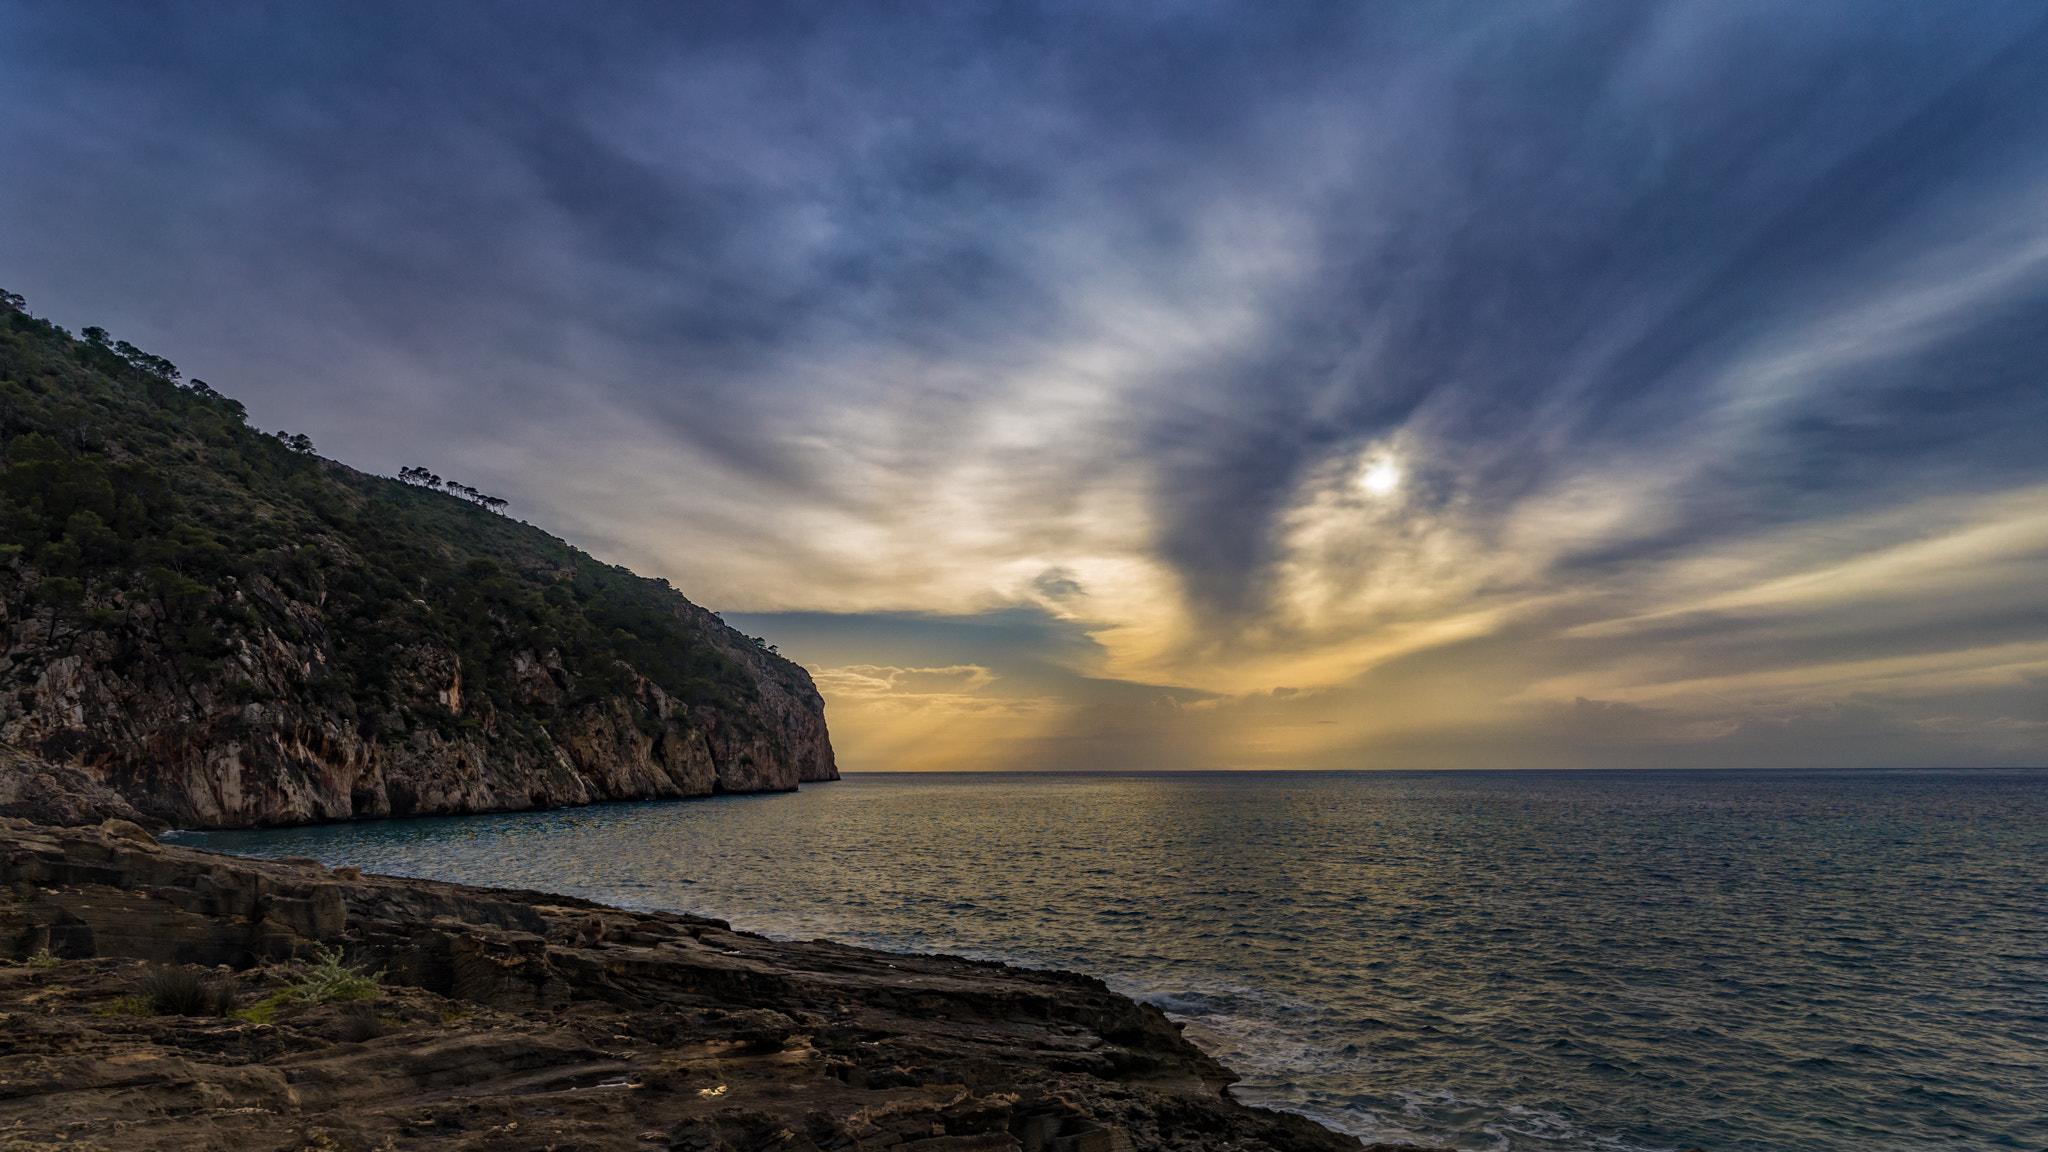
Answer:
[{"xmin": 0, "ymin": 818, "xmax": 1414, "ymax": 1152}]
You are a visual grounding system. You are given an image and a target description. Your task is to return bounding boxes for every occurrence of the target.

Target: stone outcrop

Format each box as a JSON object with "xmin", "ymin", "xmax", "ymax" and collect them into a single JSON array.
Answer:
[
  {"xmin": 0, "ymin": 743, "xmax": 158, "ymax": 828},
  {"xmin": 0, "ymin": 819, "xmax": 1412, "ymax": 1152}
]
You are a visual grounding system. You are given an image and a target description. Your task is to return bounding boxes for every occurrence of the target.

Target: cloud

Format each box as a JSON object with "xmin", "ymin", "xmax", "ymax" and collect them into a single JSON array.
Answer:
[
  {"xmin": 815, "ymin": 664, "xmax": 1002, "ymax": 698},
  {"xmin": 2, "ymin": 2, "xmax": 2045, "ymax": 768},
  {"xmin": 806, "ymin": 662, "xmax": 1068, "ymax": 772}
]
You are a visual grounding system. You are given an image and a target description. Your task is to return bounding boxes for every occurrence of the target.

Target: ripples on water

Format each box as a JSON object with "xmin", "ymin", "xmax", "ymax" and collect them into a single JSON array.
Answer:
[{"xmin": 170, "ymin": 769, "xmax": 2047, "ymax": 1152}]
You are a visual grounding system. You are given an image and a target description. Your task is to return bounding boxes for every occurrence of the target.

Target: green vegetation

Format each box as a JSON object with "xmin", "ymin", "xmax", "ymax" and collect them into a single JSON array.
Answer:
[
  {"xmin": 23, "ymin": 948, "xmax": 59, "ymax": 970},
  {"xmin": 234, "ymin": 992, "xmax": 289, "ymax": 1024},
  {"xmin": 0, "ymin": 290, "xmax": 756, "ymax": 750},
  {"xmin": 282, "ymin": 945, "xmax": 381, "ymax": 1005},
  {"xmin": 230, "ymin": 947, "xmax": 382, "ymax": 1023},
  {"xmin": 94, "ymin": 994, "xmax": 152, "ymax": 1017}
]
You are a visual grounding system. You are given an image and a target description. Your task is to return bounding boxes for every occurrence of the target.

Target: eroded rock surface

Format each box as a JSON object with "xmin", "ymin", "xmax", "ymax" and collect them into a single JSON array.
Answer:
[{"xmin": 0, "ymin": 819, "xmax": 1414, "ymax": 1152}]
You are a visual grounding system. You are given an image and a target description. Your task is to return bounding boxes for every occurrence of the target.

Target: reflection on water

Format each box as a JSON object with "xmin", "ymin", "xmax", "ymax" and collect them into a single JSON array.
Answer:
[{"xmin": 171, "ymin": 769, "xmax": 2048, "ymax": 1152}]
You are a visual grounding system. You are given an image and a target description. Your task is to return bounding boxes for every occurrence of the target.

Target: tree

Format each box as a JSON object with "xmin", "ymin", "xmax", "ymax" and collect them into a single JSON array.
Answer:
[
  {"xmin": 0, "ymin": 289, "xmax": 23, "ymax": 313},
  {"xmin": 34, "ymin": 576, "xmax": 85, "ymax": 643},
  {"xmin": 113, "ymin": 340, "xmax": 181, "ymax": 382},
  {"xmin": 397, "ymin": 466, "xmax": 505, "ymax": 513},
  {"xmin": 452, "ymin": 482, "xmax": 509, "ymax": 513}
]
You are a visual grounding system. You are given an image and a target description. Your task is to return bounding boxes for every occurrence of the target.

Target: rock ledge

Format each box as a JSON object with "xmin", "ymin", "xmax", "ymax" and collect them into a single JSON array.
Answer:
[{"xmin": 0, "ymin": 818, "xmax": 1418, "ymax": 1152}]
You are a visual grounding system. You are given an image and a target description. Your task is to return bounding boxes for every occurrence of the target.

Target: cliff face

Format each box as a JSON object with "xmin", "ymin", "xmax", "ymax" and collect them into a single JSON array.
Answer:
[
  {"xmin": 0, "ymin": 297, "xmax": 834, "ymax": 830},
  {"xmin": 681, "ymin": 598, "xmax": 839, "ymax": 786},
  {"xmin": 0, "ymin": 569, "xmax": 836, "ymax": 828}
]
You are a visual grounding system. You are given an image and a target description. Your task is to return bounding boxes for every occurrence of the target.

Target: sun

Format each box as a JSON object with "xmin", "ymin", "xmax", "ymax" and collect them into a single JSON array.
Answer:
[{"xmin": 1358, "ymin": 459, "xmax": 1402, "ymax": 496}]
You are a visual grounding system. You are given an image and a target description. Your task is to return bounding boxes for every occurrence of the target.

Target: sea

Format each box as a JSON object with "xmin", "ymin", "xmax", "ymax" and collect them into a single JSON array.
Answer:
[{"xmin": 166, "ymin": 769, "xmax": 2046, "ymax": 1152}]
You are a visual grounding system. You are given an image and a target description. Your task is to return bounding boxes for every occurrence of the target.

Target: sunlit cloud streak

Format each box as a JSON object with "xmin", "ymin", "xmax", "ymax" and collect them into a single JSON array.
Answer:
[{"xmin": 1, "ymin": 1, "xmax": 2044, "ymax": 768}]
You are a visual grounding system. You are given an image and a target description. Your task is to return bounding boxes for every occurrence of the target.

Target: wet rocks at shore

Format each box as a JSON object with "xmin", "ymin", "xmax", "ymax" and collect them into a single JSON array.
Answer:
[{"xmin": 0, "ymin": 818, "xmax": 1416, "ymax": 1152}]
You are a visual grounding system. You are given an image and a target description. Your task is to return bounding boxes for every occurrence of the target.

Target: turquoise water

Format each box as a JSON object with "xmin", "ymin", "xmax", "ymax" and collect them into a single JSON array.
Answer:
[{"xmin": 169, "ymin": 770, "xmax": 2046, "ymax": 1151}]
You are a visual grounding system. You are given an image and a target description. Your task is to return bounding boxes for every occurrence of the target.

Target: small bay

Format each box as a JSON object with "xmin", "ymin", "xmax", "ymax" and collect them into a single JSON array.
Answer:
[{"xmin": 170, "ymin": 769, "xmax": 2047, "ymax": 1152}]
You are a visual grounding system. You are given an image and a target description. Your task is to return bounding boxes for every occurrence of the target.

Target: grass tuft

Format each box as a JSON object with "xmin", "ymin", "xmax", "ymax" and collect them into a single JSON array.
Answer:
[
  {"xmin": 145, "ymin": 964, "xmax": 238, "ymax": 1016},
  {"xmin": 234, "ymin": 991, "xmax": 290, "ymax": 1024},
  {"xmin": 340, "ymin": 999, "xmax": 402, "ymax": 1042},
  {"xmin": 94, "ymin": 994, "xmax": 153, "ymax": 1017}
]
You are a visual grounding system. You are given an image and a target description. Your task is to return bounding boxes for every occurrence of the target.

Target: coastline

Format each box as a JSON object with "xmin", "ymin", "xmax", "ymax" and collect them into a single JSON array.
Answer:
[{"xmin": 0, "ymin": 817, "xmax": 1412, "ymax": 1152}]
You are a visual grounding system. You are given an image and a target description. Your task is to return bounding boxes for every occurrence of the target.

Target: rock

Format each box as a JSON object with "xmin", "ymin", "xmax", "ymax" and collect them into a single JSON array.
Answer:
[
  {"xmin": 906, "ymin": 1135, "xmax": 1025, "ymax": 1152},
  {"xmin": 0, "ymin": 746, "xmax": 165, "ymax": 831},
  {"xmin": 0, "ymin": 818, "xmax": 1431, "ymax": 1152},
  {"xmin": 300, "ymin": 1127, "xmax": 371, "ymax": 1152},
  {"xmin": 721, "ymin": 1007, "xmax": 800, "ymax": 1047},
  {"xmin": 98, "ymin": 818, "xmax": 158, "ymax": 845},
  {"xmin": 0, "ymin": 563, "xmax": 841, "ymax": 830}
]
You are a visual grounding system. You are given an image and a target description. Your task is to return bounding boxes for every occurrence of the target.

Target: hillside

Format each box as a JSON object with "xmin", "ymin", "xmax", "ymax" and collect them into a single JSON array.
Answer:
[{"xmin": 0, "ymin": 290, "xmax": 834, "ymax": 829}]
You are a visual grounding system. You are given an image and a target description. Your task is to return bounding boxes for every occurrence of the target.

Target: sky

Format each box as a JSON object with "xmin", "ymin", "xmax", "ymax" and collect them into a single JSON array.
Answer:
[{"xmin": 2, "ymin": 1, "xmax": 2045, "ymax": 771}]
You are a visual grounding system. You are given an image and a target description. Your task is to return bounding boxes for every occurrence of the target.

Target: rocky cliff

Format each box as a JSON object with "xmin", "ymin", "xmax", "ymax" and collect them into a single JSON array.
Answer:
[
  {"xmin": 0, "ymin": 818, "xmax": 1408, "ymax": 1152},
  {"xmin": 0, "ymin": 294, "xmax": 834, "ymax": 830}
]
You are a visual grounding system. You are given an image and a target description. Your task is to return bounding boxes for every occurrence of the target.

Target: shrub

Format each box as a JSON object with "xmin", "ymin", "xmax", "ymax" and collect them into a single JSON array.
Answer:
[
  {"xmin": 285, "ymin": 945, "xmax": 380, "ymax": 1005},
  {"xmin": 144, "ymin": 964, "xmax": 238, "ymax": 1016},
  {"xmin": 24, "ymin": 948, "xmax": 59, "ymax": 970}
]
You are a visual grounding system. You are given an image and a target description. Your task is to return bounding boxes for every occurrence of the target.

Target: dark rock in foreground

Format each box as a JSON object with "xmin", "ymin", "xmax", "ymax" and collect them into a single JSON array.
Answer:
[{"xmin": 0, "ymin": 818, "xmax": 1417, "ymax": 1152}]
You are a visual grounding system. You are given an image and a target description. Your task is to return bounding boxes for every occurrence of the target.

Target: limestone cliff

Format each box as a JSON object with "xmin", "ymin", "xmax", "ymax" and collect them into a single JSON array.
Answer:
[{"xmin": 0, "ymin": 294, "xmax": 834, "ymax": 829}]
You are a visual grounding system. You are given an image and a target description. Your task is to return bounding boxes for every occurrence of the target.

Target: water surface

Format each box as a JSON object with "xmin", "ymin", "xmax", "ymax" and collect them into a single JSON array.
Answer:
[{"xmin": 171, "ymin": 770, "xmax": 2047, "ymax": 1152}]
